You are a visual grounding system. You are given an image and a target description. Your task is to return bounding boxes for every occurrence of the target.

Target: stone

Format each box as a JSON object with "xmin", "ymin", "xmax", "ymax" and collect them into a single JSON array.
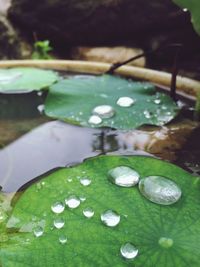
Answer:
[
  {"xmin": 72, "ymin": 46, "xmax": 145, "ymax": 67},
  {"xmin": 0, "ymin": 0, "xmax": 31, "ymax": 59}
]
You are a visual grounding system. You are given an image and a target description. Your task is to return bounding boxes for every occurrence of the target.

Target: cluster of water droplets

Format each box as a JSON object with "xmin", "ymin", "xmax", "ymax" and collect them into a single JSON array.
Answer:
[
  {"xmin": 88, "ymin": 95, "xmax": 136, "ymax": 125},
  {"xmin": 108, "ymin": 165, "xmax": 182, "ymax": 205},
  {"xmin": 31, "ymin": 164, "xmax": 181, "ymax": 260},
  {"xmin": 34, "ymin": 175, "xmax": 94, "ymax": 243},
  {"xmin": 88, "ymin": 105, "xmax": 114, "ymax": 125},
  {"xmin": 87, "ymin": 89, "xmax": 176, "ymax": 127},
  {"xmin": 105, "ymin": 164, "xmax": 182, "ymax": 259}
]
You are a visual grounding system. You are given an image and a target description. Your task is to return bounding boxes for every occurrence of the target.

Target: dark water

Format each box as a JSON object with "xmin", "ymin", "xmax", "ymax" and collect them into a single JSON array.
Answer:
[{"xmin": 0, "ymin": 85, "xmax": 199, "ymax": 193}]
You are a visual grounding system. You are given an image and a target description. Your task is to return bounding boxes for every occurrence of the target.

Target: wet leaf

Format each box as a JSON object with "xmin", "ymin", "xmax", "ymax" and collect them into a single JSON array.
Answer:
[
  {"xmin": 45, "ymin": 75, "xmax": 179, "ymax": 130},
  {"xmin": 173, "ymin": 0, "xmax": 200, "ymax": 35},
  {"xmin": 0, "ymin": 68, "xmax": 58, "ymax": 93},
  {"xmin": 1, "ymin": 155, "xmax": 200, "ymax": 266}
]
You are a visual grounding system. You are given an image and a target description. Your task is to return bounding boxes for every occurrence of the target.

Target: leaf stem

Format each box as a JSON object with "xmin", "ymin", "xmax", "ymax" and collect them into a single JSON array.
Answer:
[
  {"xmin": 105, "ymin": 44, "xmax": 183, "ymax": 75},
  {"xmin": 100, "ymin": 129, "xmax": 106, "ymax": 155},
  {"xmin": 170, "ymin": 45, "xmax": 182, "ymax": 102}
]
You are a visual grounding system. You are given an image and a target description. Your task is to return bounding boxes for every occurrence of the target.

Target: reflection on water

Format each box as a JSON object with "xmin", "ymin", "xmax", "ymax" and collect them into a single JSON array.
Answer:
[
  {"xmin": 116, "ymin": 120, "xmax": 198, "ymax": 161},
  {"xmin": 0, "ymin": 86, "xmax": 199, "ymax": 193},
  {"xmin": 175, "ymin": 126, "xmax": 200, "ymax": 175},
  {"xmin": 1, "ymin": 118, "xmax": 198, "ymax": 192},
  {"xmin": 0, "ymin": 121, "xmax": 101, "ymax": 192}
]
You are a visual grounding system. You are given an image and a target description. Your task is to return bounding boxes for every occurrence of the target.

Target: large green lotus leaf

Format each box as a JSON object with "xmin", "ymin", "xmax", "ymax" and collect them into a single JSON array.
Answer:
[
  {"xmin": 0, "ymin": 155, "xmax": 200, "ymax": 267},
  {"xmin": 0, "ymin": 68, "xmax": 58, "ymax": 92},
  {"xmin": 173, "ymin": 0, "xmax": 200, "ymax": 35},
  {"xmin": 45, "ymin": 75, "xmax": 179, "ymax": 130}
]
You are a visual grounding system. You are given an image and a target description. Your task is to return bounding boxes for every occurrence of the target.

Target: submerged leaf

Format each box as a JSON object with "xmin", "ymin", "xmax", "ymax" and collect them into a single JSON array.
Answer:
[
  {"xmin": 0, "ymin": 68, "xmax": 58, "ymax": 92},
  {"xmin": 45, "ymin": 75, "xmax": 179, "ymax": 130},
  {"xmin": 0, "ymin": 155, "xmax": 200, "ymax": 266}
]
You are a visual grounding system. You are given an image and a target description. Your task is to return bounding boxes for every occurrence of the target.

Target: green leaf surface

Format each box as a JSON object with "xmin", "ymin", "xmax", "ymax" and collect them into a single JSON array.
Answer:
[
  {"xmin": 45, "ymin": 75, "xmax": 178, "ymax": 130},
  {"xmin": 173, "ymin": 0, "xmax": 200, "ymax": 34},
  {"xmin": 0, "ymin": 68, "xmax": 58, "ymax": 92},
  {"xmin": 1, "ymin": 155, "xmax": 200, "ymax": 267}
]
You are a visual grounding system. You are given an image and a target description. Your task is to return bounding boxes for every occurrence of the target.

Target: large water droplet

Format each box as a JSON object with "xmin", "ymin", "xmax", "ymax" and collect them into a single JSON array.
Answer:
[
  {"xmin": 88, "ymin": 115, "xmax": 102, "ymax": 125},
  {"xmin": 65, "ymin": 195, "xmax": 81, "ymax": 209},
  {"xmin": 139, "ymin": 176, "xmax": 182, "ymax": 205},
  {"xmin": 117, "ymin": 97, "xmax": 135, "ymax": 107},
  {"xmin": 80, "ymin": 177, "xmax": 91, "ymax": 186},
  {"xmin": 54, "ymin": 218, "xmax": 65, "ymax": 229},
  {"xmin": 120, "ymin": 243, "xmax": 138, "ymax": 259},
  {"xmin": 83, "ymin": 208, "xmax": 94, "ymax": 218},
  {"xmin": 101, "ymin": 210, "xmax": 120, "ymax": 227},
  {"xmin": 158, "ymin": 237, "xmax": 173, "ymax": 248},
  {"xmin": 51, "ymin": 202, "xmax": 65, "ymax": 214},
  {"xmin": 59, "ymin": 235, "xmax": 67, "ymax": 244},
  {"xmin": 92, "ymin": 105, "xmax": 115, "ymax": 119},
  {"xmin": 108, "ymin": 166, "xmax": 139, "ymax": 187},
  {"xmin": 33, "ymin": 226, "xmax": 44, "ymax": 237}
]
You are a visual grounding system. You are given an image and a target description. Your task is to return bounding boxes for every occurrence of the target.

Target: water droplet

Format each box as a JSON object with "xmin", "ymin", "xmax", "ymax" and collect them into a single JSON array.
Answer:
[
  {"xmin": 159, "ymin": 237, "xmax": 173, "ymax": 248},
  {"xmin": 154, "ymin": 99, "xmax": 161, "ymax": 105},
  {"xmin": 144, "ymin": 110, "xmax": 152, "ymax": 119},
  {"xmin": 92, "ymin": 105, "xmax": 115, "ymax": 119},
  {"xmin": 117, "ymin": 97, "xmax": 135, "ymax": 107},
  {"xmin": 139, "ymin": 176, "xmax": 182, "ymax": 205},
  {"xmin": 65, "ymin": 195, "xmax": 80, "ymax": 209},
  {"xmin": 83, "ymin": 208, "xmax": 94, "ymax": 218},
  {"xmin": 37, "ymin": 104, "xmax": 44, "ymax": 113},
  {"xmin": 88, "ymin": 115, "xmax": 102, "ymax": 125},
  {"xmin": 80, "ymin": 177, "xmax": 91, "ymax": 186},
  {"xmin": 33, "ymin": 226, "xmax": 44, "ymax": 237},
  {"xmin": 51, "ymin": 202, "xmax": 65, "ymax": 214},
  {"xmin": 37, "ymin": 91, "xmax": 43, "ymax": 96},
  {"xmin": 54, "ymin": 218, "xmax": 65, "ymax": 229},
  {"xmin": 80, "ymin": 196, "xmax": 86, "ymax": 202},
  {"xmin": 177, "ymin": 100, "xmax": 185, "ymax": 108},
  {"xmin": 183, "ymin": 8, "xmax": 188, "ymax": 12},
  {"xmin": 59, "ymin": 235, "xmax": 67, "ymax": 244},
  {"xmin": 108, "ymin": 166, "xmax": 139, "ymax": 187},
  {"xmin": 120, "ymin": 243, "xmax": 138, "ymax": 259},
  {"xmin": 101, "ymin": 210, "xmax": 120, "ymax": 227}
]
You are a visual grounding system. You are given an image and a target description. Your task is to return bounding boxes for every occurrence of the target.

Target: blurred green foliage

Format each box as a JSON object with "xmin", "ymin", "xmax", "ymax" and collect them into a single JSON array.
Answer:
[{"xmin": 32, "ymin": 40, "xmax": 53, "ymax": 60}]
